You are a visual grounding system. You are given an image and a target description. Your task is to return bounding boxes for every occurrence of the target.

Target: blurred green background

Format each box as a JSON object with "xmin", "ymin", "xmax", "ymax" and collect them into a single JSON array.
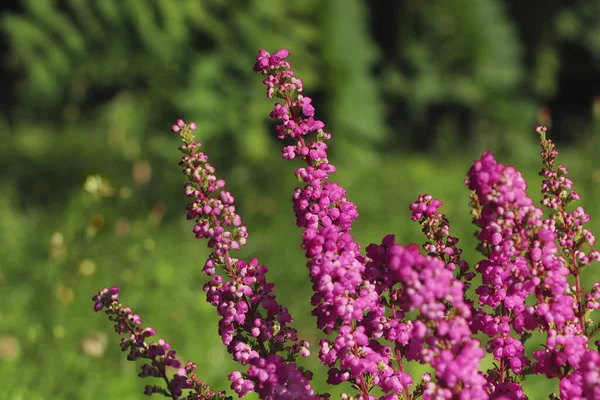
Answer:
[{"xmin": 0, "ymin": 0, "xmax": 599, "ymax": 399}]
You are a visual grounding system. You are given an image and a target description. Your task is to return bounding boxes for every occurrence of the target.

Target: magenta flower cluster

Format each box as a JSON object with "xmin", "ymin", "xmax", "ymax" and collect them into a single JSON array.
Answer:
[{"xmin": 93, "ymin": 49, "xmax": 600, "ymax": 400}]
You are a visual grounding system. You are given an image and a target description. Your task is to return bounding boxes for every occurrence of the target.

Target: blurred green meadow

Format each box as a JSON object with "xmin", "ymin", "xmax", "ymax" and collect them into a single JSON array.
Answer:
[{"xmin": 1, "ymin": 1, "xmax": 600, "ymax": 399}]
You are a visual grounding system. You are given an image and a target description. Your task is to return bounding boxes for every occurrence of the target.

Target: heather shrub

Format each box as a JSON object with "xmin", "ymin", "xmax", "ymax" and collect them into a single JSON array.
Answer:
[{"xmin": 93, "ymin": 49, "xmax": 600, "ymax": 400}]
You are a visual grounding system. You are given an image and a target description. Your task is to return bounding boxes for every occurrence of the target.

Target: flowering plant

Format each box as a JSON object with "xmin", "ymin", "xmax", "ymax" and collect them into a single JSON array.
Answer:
[{"xmin": 93, "ymin": 49, "xmax": 600, "ymax": 400}]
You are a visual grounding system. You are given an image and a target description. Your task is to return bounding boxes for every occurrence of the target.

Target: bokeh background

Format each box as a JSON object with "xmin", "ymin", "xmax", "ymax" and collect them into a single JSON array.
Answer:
[{"xmin": 1, "ymin": 1, "xmax": 599, "ymax": 399}]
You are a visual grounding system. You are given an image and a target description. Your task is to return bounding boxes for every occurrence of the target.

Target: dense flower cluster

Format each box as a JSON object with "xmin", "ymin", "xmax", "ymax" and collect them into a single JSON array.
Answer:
[
  {"xmin": 94, "ymin": 49, "xmax": 600, "ymax": 400},
  {"xmin": 364, "ymin": 236, "xmax": 488, "ymax": 399},
  {"xmin": 255, "ymin": 49, "xmax": 396, "ymax": 398},
  {"xmin": 463, "ymin": 139, "xmax": 600, "ymax": 399},
  {"xmin": 171, "ymin": 119, "xmax": 318, "ymax": 399}
]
